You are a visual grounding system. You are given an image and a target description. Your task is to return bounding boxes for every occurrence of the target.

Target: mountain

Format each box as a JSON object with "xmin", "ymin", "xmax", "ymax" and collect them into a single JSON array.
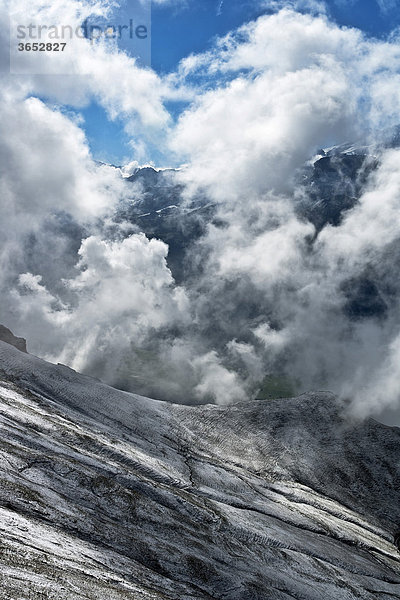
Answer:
[
  {"xmin": 120, "ymin": 147, "xmax": 375, "ymax": 251},
  {"xmin": 120, "ymin": 148, "xmax": 394, "ymax": 324},
  {"xmin": 0, "ymin": 324, "xmax": 27, "ymax": 353},
  {"xmin": 1, "ymin": 337, "xmax": 400, "ymax": 599},
  {"xmin": 117, "ymin": 166, "xmax": 214, "ymax": 283}
]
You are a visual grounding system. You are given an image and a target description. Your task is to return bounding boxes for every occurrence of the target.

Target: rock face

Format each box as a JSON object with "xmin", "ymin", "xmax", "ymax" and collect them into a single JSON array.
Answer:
[
  {"xmin": 0, "ymin": 324, "xmax": 27, "ymax": 353},
  {"xmin": 0, "ymin": 340, "xmax": 400, "ymax": 599}
]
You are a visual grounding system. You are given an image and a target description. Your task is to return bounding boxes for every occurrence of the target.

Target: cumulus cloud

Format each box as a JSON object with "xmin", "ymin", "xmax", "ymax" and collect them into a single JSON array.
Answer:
[
  {"xmin": 171, "ymin": 9, "xmax": 400, "ymax": 199},
  {"xmin": 164, "ymin": 9, "xmax": 400, "ymax": 415},
  {"xmin": 4, "ymin": 2, "xmax": 400, "ymax": 415},
  {"xmin": 0, "ymin": 87, "xmax": 129, "ymax": 320},
  {"xmin": 0, "ymin": 95, "xmax": 122, "ymax": 224},
  {"xmin": 7, "ymin": 0, "xmax": 171, "ymax": 158},
  {"xmin": 11, "ymin": 234, "xmax": 190, "ymax": 380}
]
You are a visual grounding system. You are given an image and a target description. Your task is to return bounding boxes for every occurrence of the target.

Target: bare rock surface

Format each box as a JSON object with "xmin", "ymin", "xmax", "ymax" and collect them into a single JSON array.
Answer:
[
  {"xmin": 0, "ymin": 340, "xmax": 400, "ymax": 599},
  {"xmin": 0, "ymin": 325, "xmax": 27, "ymax": 353}
]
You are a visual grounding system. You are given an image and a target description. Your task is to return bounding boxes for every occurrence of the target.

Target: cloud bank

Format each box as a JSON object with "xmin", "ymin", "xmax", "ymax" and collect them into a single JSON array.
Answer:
[{"xmin": 3, "ymin": 2, "xmax": 400, "ymax": 418}]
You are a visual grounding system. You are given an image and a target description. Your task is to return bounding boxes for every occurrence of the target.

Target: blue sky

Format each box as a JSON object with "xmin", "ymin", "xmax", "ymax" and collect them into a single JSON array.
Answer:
[
  {"xmin": 152, "ymin": 0, "xmax": 400, "ymax": 73},
  {"xmin": 80, "ymin": 0, "xmax": 400, "ymax": 165}
]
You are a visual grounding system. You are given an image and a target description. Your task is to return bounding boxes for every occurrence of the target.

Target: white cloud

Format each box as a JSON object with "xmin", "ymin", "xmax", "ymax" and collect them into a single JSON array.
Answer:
[
  {"xmin": 166, "ymin": 9, "xmax": 400, "ymax": 415},
  {"xmin": 4, "ymin": 3, "xmax": 400, "ymax": 415},
  {"xmin": 192, "ymin": 351, "xmax": 247, "ymax": 405},
  {"xmin": 171, "ymin": 10, "xmax": 368, "ymax": 201},
  {"xmin": 318, "ymin": 149, "xmax": 400, "ymax": 264},
  {"xmin": 7, "ymin": 0, "xmax": 171, "ymax": 156},
  {"xmin": 11, "ymin": 234, "xmax": 191, "ymax": 378},
  {"xmin": 0, "ymin": 95, "xmax": 122, "ymax": 224}
]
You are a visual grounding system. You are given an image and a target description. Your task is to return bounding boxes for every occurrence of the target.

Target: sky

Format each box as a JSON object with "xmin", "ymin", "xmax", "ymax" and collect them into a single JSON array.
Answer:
[
  {"xmin": 152, "ymin": 0, "xmax": 400, "ymax": 73},
  {"xmin": 77, "ymin": 0, "xmax": 400, "ymax": 164},
  {"xmin": 4, "ymin": 0, "xmax": 400, "ymax": 420}
]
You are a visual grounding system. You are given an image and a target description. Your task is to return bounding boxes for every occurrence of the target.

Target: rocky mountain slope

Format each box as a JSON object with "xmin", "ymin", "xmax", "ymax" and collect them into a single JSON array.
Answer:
[
  {"xmin": 0, "ymin": 324, "xmax": 27, "ymax": 353},
  {"xmin": 0, "ymin": 339, "xmax": 400, "ymax": 599}
]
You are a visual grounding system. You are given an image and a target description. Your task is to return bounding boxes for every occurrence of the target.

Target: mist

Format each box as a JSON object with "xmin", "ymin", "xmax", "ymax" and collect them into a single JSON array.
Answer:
[{"xmin": 2, "ymin": 3, "xmax": 400, "ymax": 420}]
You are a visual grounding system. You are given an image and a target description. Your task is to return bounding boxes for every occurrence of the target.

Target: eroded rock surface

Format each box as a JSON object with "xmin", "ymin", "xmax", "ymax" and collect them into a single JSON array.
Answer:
[{"xmin": 0, "ymin": 341, "xmax": 399, "ymax": 599}]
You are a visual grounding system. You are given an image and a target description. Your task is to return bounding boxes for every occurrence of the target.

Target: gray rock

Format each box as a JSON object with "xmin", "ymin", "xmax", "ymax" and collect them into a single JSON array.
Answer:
[
  {"xmin": 0, "ymin": 341, "xmax": 399, "ymax": 599},
  {"xmin": 0, "ymin": 324, "xmax": 27, "ymax": 353}
]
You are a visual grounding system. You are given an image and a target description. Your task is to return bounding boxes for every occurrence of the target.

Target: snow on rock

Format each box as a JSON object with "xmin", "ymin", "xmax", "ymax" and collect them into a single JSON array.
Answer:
[{"xmin": 0, "ymin": 340, "xmax": 400, "ymax": 599}]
